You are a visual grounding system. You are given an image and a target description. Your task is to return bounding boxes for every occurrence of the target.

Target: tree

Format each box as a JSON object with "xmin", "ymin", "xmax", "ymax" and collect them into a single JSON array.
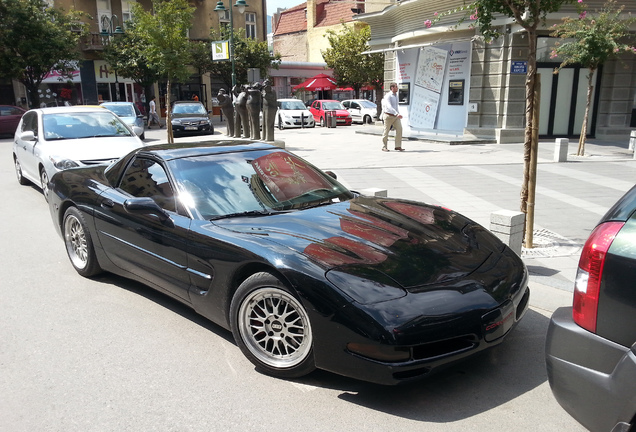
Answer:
[
  {"xmin": 192, "ymin": 28, "xmax": 281, "ymax": 90},
  {"xmin": 431, "ymin": 0, "xmax": 575, "ymax": 247},
  {"xmin": 551, "ymin": 0, "xmax": 636, "ymax": 156},
  {"xmin": 102, "ymin": 20, "xmax": 161, "ymax": 112},
  {"xmin": 322, "ymin": 23, "xmax": 384, "ymax": 103},
  {"xmin": 131, "ymin": 0, "xmax": 194, "ymax": 144},
  {"xmin": 0, "ymin": 0, "xmax": 88, "ymax": 108}
]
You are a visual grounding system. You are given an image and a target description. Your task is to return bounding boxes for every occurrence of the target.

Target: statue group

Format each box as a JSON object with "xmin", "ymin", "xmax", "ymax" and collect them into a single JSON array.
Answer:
[{"xmin": 216, "ymin": 79, "xmax": 277, "ymax": 142}]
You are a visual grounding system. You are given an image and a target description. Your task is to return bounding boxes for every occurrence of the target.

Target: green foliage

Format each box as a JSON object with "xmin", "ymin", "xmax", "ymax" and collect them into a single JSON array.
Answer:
[
  {"xmin": 0, "ymin": 0, "xmax": 88, "ymax": 107},
  {"xmin": 102, "ymin": 20, "xmax": 160, "ymax": 88},
  {"xmin": 197, "ymin": 28, "xmax": 281, "ymax": 89},
  {"xmin": 321, "ymin": 24, "xmax": 384, "ymax": 95},
  {"xmin": 131, "ymin": 0, "xmax": 194, "ymax": 84},
  {"xmin": 551, "ymin": 0, "xmax": 636, "ymax": 72}
]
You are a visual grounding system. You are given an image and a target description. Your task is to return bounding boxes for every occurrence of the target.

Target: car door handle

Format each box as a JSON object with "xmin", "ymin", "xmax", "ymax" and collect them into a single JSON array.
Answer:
[{"xmin": 101, "ymin": 199, "xmax": 114, "ymax": 208}]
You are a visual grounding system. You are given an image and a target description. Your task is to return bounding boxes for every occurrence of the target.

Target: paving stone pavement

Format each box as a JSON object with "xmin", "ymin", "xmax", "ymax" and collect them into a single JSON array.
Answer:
[{"xmin": 159, "ymin": 118, "xmax": 636, "ymax": 296}]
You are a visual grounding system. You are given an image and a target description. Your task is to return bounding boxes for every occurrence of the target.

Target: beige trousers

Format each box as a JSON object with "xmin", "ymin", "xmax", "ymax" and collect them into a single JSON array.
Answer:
[{"xmin": 382, "ymin": 115, "xmax": 403, "ymax": 149}]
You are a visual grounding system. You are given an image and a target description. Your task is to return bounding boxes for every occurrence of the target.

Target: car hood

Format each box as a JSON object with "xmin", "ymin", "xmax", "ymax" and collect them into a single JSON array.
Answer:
[
  {"xmin": 172, "ymin": 113, "xmax": 208, "ymax": 120},
  {"xmin": 279, "ymin": 109, "xmax": 311, "ymax": 116},
  {"xmin": 43, "ymin": 136, "xmax": 143, "ymax": 162},
  {"xmin": 214, "ymin": 197, "xmax": 502, "ymax": 289}
]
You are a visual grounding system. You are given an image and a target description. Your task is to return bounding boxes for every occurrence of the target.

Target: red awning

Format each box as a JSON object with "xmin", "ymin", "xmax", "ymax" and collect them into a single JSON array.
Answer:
[{"xmin": 292, "ymin": 73, "xmax": 337, "ymax": 91}]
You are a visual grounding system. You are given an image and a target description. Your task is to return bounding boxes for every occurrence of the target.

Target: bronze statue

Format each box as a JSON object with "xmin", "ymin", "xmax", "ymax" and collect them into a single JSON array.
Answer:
[
  {"xmin": 233, "ymin": 85, "xmax": 249, "ymax": 138},
  {"xmin": 246, "ymin": 83, "xmax": 262, "ymax": 140},
  {"xmin": 261, "ymin": 78, "xmax": 277, "ymax": 142},
  {"xmin": 217, "ymin": 88, "xmax": 234, "ymax": 137}
]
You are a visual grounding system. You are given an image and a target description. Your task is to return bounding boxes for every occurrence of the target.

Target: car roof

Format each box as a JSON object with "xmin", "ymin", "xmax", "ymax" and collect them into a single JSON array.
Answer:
[
  {"xmin": 136, "ymin": 140, "xmax": 279, "ymax": 161},
  {"xmin": 278, "ymin": 98, "xmax": 304, "ymax": 102},
  {"xmin": 30, "ymin": 106, "xmax": 108, "ymax": 114},
  {"xmin": 101, "ymin": 102, "xmax": 135, "ymax": 105},
  {"xmin": 173, "ymin": 101, "xmax": 203, "ymax": 105}
]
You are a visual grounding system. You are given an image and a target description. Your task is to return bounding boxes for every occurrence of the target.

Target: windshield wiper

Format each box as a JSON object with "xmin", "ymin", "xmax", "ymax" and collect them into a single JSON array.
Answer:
[{"xmin": 209, "ymin": 210, "xmax": 273, "ymax": 220}]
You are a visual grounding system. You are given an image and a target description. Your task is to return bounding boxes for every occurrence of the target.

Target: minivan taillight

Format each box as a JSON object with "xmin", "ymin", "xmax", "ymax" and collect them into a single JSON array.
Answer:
[{"xmin": 573, "ymin": 221, "xmax": 624, "ymax": 333}]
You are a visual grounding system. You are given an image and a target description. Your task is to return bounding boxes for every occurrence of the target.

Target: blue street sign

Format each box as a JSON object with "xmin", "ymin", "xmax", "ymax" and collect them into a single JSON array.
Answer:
[{"xmin": 511, "ymin": 61, "xmax": 527, "ymax": 74}]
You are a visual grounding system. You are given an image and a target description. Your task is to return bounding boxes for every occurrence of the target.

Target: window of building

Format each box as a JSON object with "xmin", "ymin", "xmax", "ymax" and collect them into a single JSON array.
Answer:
[
  {"xmin": 121, "ymin": 0, "xmax": 136, "ymax": 28},
  {"xmin": 219, "ymin": 10, "xmax": 230, "ymax": 33},
  {"xmin": 246, "ymin": 12, "xmax": 256, "ymax": 39}
]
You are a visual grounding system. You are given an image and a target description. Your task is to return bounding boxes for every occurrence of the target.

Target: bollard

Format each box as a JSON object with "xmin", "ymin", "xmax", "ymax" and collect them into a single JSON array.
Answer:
[
  {"xmin": 554, "ymin": 138, "xmax": 569, "ymax": 162},
  {"xmin": 359, "ymin": 188, "xmax": 388, "ymax": 197},
  {"xmin": 490, "ymin": 210, "xmax": 525, "ymax": 256},
  {"xmin": 630, "ymin": 130, "xmax": 636, "ymax": 153}
]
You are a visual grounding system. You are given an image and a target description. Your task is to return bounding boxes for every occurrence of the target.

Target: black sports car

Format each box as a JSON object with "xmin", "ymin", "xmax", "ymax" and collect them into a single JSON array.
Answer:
[{"xmin": 48, "ymin": 141, "xmax": 529, "ymax": 385}]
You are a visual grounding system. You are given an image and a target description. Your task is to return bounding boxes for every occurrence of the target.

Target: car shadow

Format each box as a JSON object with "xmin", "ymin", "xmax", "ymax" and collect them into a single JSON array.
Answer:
[{"xmin": 93, "ymin": 272, "xmax": 548, "ymax": 421}]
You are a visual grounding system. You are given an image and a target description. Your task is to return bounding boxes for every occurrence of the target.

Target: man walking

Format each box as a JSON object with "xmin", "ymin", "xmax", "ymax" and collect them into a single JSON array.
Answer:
[
  {"xmin": 381, "ymin": 82, "xmax": 403, "ymax": 152},
  {"xmin": 148, "ymin": 96, "xmax": 163, "ymax": 128}
]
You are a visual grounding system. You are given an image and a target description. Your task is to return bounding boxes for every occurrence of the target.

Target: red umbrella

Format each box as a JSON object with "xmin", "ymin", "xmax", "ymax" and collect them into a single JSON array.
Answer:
[{"xmin": 292, "ymin": 73, "xmax": 337, "ymax": 91}]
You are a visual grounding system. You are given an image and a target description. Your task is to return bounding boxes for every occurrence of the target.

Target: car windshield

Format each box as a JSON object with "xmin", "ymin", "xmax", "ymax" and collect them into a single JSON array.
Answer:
[
  {"xmin": 103, "ymin": 104, "xmax": 135, "ymax": 117},
  {"xmin": 322, "ymin": 102, "xmax": 344, "ymax": 110},
  {"xmin": 172, "ymin": 103, "xmax": 207, "ymax": 115},
  {"xmin": 168, "ymin": 149, "xmax": 353, "ymax": 220},
  {"xmin": 359, "ymin": 100, "xmax": 377, "ymax": 109},
  {"xmin": 42, "ymin": 111, "xmax": 133, "ymax": 140},
  {"xmin": 280, "ymin": 101, "xmax": 307, "ymax": 110}
]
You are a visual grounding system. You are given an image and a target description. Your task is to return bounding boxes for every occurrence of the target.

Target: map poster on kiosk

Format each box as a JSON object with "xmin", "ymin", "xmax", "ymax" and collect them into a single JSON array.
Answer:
[
  {"xmin": 410, "ymin": 46, "xmax": 448, "ymax": 129},
  {"xmin": 396, "ymin": 41, "xmax": 472, "ymax": 132}
]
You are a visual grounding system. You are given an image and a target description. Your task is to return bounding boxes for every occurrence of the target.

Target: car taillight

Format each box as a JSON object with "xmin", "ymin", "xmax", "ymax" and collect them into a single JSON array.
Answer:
[{"xmin": 573, "ymin": 221, "xmax": 624, "ymax": 333}]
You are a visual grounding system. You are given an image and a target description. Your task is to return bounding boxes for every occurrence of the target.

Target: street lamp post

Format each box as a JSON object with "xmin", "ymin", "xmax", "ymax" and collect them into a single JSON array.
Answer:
[
  {"xmin": 100, "ymin": 15, "xmax": 124, "ymax": 101},
  {"xmin": 214, "ymin": 0, "xmax": 247, "ymax": 87}
]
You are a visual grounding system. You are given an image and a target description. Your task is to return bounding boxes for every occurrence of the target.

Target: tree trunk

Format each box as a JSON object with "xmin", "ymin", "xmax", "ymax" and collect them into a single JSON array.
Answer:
[
  {"xmin": 166, "ymin": 80, "xmax": 173, "ymax": 144},
  {"xmin": 577, "ymin": 69, "xmax": 595, "ymax": 156},
  {"xmin": 520, "ymin": 28, "xmax": 538, "ymax": 216}
]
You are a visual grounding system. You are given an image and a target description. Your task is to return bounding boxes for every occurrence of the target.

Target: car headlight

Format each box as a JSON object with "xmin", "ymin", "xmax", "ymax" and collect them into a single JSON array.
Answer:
[
  {"xmin": 50, "ymin": 156, "xmax": 80, "ymax": 170},
  {"xmin": 172, "ymin": 119, "xmax": 182, "ymax": 125},
  {"xmin": 199, "ymin": 120, "xmax": 209, "ymax": 125},
  {"xmin": 326, "ymin": 269, "xmax": 406, "ymax": 305}
]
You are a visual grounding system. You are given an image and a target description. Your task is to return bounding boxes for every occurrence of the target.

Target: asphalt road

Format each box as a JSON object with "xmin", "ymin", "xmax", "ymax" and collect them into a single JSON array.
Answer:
[{"xmin": 0, "ymin": 126, "xmax": 591, "ymax": 432}]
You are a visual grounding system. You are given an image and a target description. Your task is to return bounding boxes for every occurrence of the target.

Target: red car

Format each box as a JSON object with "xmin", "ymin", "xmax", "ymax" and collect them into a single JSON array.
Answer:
[
  {"xmin": 0, "ymin": 105, "xmax": 26, "ymax": 136},
  {"xmin": 308, "ymin": 100, "xmax": 352, "ymax": 127}
]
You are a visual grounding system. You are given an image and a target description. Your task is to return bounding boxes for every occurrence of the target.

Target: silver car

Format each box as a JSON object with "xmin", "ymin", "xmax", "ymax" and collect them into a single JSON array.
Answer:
[
  {"xmin": 12, "ymin": 106, "xmax": 144, "ymax": 201},
  {"xmin": 101, "ymin": 101, "xmax": 146, "ymax": 139},
  {"xmin": 342, "ymin": 99, "xmax": 378, "ymax": 124}
]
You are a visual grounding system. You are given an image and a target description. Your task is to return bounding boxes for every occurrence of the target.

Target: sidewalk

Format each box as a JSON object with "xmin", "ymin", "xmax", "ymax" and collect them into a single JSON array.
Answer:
[{"xmin": 175, "ymin": 117, "xmax": 636, "ymax": 304}]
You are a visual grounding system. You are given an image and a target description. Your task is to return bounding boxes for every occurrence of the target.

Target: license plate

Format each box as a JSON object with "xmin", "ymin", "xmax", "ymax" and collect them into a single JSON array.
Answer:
[{"xmin": 185, "ymin": 126, "xmax": 198, "ymax": 131}]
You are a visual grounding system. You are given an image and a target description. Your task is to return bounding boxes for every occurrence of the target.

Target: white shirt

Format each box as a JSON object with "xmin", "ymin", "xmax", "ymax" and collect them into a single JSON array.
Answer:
[
  {"xmin": 382, "ymin": 91, "xmax": 399, "ymax": 116},
  {"xmin": 150, "ymin": 100, "xmax": 156, "ymax": 114}
]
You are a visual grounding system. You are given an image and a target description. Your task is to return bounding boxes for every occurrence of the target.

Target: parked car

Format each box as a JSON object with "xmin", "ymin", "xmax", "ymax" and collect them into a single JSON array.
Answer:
[
  {"xmin": 308, "ymin": 100, "xmax": 352, "ymax": 126},
  {"xmin": 47, "ymin": 140, "xmax": 530, "ymax": 385},
  {"xmin": 12, "ymin": 106, "xmax": 144, "ymax": 201},
  {"xmin": 276, "ymin": 98, "xmax": 315, "ymax": 129},
  {"xmin": 101, "ymin": 101, "xmax": 146, "ymax": 139},
  {"xmin": 170, "ymin": 101, "xmax": 213, "ymax": 137},
  {"xmin": 546, "ymin": 184, "xmax": 636, "ymax": 432},
  {"xmin": 342, "ymin": 99, "xmax": 378, "ymax": 124},
  {"xmin": 0, "ymin": 105, "xmax": 27, "ymax": 136}
]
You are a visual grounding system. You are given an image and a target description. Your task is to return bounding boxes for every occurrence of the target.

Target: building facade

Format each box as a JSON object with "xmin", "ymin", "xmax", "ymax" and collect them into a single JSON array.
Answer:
[
  {"xmin": 10, "ymin": 0, "xmax": 267, "ymax": 118},
  {"xmin": 355, "ymin": 0, "xmax": 636, "ymax": 142}
]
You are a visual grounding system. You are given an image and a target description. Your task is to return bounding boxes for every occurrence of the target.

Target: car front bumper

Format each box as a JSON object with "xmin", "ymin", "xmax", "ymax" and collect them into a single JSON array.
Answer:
[
  {"xmin": 172, "ymin": 124, "xmax": 213, "ymax": 135},
  {"xmin": 546, "ymin": 307, "xmax": 636, "ymax": 432}
]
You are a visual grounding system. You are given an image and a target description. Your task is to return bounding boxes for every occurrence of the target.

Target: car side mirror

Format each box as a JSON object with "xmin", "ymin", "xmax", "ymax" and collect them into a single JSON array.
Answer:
[
  {"xmin": 124, "ymin": 197, "xmax": 173, "ymax": 226},
  {"xmin": 20, "ymin": 130, "xmax": 36, "ymax": 141},
  {"xmin": 325, "ymin": 171, "xmax": 337, "ymax": 180}
]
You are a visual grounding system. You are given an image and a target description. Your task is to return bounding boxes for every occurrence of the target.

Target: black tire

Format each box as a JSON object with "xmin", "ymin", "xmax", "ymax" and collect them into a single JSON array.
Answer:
[
  {"xmin": 140, "ymin": 132, "xmax": 145, "ymax": 140},
  {"xmin": 14, "ymin": 155, "xmax": 29, "ymax": 185},
  {"xmin": 40, "ymin": 167, "xmax": 50, "ymax": 202},
  {"xmin": 363, "ymin": 115, "xmax": 372, "ymax": 124},
  {"xmin": 278, "ymin": 118, "xmax": 284, "ymax": 130},
  {"xmin": 320, "ymin": 117, "xmax": 325, "ymax": 127},
  {"xmin": 63, "ymin": 207, "xmax": 102, "ymax": 277},
  {"xmin": 230, "ymin": 272, "xmax": 315, "ymax": 379}
]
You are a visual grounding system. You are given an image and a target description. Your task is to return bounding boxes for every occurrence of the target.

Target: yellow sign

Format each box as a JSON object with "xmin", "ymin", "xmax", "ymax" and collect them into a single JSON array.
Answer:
[{"xmin": 212, "ymin": 40, "xmax": 230, "ymax": 61}]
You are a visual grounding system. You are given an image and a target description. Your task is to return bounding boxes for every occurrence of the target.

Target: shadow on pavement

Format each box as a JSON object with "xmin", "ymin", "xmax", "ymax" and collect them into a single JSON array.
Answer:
[{"xmin": 96, "ymin": 272, "xmax": 548, "ymax": 422}]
